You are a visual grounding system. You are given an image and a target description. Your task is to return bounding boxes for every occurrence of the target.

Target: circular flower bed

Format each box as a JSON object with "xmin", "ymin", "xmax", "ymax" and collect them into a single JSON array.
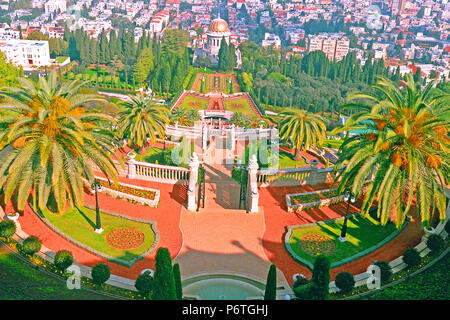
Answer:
[
  {"xmin": 299, "ymin": 233, "xmax": 336, "ymax": 256},
  {"xmin": 189, "ymin": 101, "xmax": 201, "ymax": 107},
  {"xmin": 106, "ymin": 227, "xmax": 145, "ymax": 250}
]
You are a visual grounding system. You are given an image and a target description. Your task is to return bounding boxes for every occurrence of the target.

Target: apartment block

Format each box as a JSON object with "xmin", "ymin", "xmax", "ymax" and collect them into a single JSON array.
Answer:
[{"xmin": 307, "ymin": 33, "xmax": 349, "ymax": 61}]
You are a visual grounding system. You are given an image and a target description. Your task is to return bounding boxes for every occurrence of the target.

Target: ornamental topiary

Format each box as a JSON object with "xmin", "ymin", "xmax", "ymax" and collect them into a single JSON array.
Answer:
[
  {"xmin": 402, "ymin": 248, "xmax": 421, "ymax": 268},
  {"xmin": 426, "ymin": 234, "xmax": 444, "ymax": 253},
  {"xmin": 152, "ymin": 247, "xmax": 177, "ymax": 300},
  {"xmin": 22, "ymin": 236, "xmax": 41, "ymax": 255},
  {"xmin": 91, "ymin": 263, "xmax": 110, "ymax": 285},
  {"xmin": 294, "ymin": 255, "xmax": 330, "ymax": 300},
  {"xmin": 54, "ymin": 250, "xmax": 74, "ymax": 271},
  {"xmin": 335, "ymin": 271, "xmax": 355, "ymax": 294},
  {"xmin": 173, "ymin": 263, "xmax": 183, "ymax": 300},
  {"xmin": 0, "ymin": 220, "xmax": 16, "ymax": 239},
  {"xmin": 135, "ymin": 272, "xmax": 154, "ymax": 297},
  {"xmin": 264, "ymin": 264, "xmax": 277, "ymax": 300},
  {"xmin": 292, "ymin": 276, "xmax": 309, "ymax": 289},
  {"xmin": 374, "ymin": 260, "xmax": 392, "ymax": 285}
]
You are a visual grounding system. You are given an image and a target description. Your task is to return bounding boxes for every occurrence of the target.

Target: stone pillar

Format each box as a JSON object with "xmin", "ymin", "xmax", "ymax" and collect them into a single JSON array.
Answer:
[
  {"xmin": 202, "ymin": 124, "xmax": 208, "ymax": 159},
  {"xmin": 230, "ymin": 124, "xmax": 236, "ymax": 152},
  {"xmin": 309, "ymin": 165, "xmax": 319, "ymax": 185},
  {"xmin": 126, "ymin": 153, "xmax": 137, "ymax": 179},
  {"xmin": 187, "ymin": 152, "xmax": 200, "ymax": 211},
  {"xmin": 248, "ymin": 154, "xmax": 259, "ymax": 213}
]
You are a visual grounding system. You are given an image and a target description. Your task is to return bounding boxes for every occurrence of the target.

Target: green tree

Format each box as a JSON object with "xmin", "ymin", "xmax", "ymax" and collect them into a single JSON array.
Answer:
[
  {"xmin": 0, "ymin": 72, "xmax": 119, "ymax": 212},
  {"xmin": 278, "ymin": 109, "xmax": 327, "ymax": 160},
  {"xmin": 293, "ymin": 255, "xmax": 330, "ymax": 300},
  {"xmin": 264, "ymin": 264, "xmax": 277, "ymax": 300},
  {"xmin": 117, "ymin": 94, "xmax": 169, "ymax": 150},
  {"xmin": 152, "ymin": 248, "xmax": 177, "ymax": 300},
  {"xmin": 173, "ymin": 263, "xmax": 183, "ymax": 300},
  {"xmin": 333, "ymin": 75, "xmax": 449, "ymax": 227}
]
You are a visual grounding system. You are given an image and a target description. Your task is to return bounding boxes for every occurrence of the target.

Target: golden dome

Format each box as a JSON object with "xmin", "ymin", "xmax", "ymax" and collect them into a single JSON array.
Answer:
[{"xmin": 209, "ymin": 18, "xmax": 229, "ymax": 33}]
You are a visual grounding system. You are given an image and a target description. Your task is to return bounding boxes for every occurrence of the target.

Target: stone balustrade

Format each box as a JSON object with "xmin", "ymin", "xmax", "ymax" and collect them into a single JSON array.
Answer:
[
  {"xmin": 126, "ymin": 159, "xmax": 190, "ymax": 184},
  {"xmin": 257, "ymin": 165, "xmax": 344, "ymax": 187}
]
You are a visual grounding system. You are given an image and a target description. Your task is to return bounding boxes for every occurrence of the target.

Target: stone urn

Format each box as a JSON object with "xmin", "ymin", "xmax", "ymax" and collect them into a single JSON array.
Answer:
[
  {"xmin": 126, "ymin": 151, "xmax": 137, "ymax": 160},
  {"xmin": 6, "ymin": 212, "xmax": 19, "ymax": 222}
]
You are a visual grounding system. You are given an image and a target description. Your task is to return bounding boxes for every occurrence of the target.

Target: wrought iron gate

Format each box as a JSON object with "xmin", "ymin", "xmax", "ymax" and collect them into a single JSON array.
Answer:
[
  {"xmin": 238, "ymin": 167, "xmax": 249, "ymax": 212},
  {"xmin": 197, "ymin": 165, "xmax": 206, "ymax": 211}
]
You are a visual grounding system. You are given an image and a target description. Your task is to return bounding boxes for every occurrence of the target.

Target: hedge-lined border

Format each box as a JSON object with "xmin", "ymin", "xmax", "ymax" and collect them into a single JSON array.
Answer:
[
  {"xmin": 94, "ymin": 176, "xmax": 160, "ymax": 208},
  {"xmin": 284, "ymin": 212, "xmax": 409, "ymax": 270},
  {"xmin": 32, "ymin": 206, "xmax": 159, "ymax": 268}
]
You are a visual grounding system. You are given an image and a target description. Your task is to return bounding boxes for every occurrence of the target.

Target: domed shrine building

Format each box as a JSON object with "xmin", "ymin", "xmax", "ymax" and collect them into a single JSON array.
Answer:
[{"xmin": 193, "ymin": 16, "xmax": 242, "ymax": 68}]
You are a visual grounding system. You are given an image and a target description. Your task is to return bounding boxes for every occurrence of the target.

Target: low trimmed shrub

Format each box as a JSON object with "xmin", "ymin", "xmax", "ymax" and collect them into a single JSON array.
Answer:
[
  {"xmin": 402, "ymin": 248, "xmax": 421, "ymax": 268},
  {"xmin": 335, "ymin": 271, "xmax": 355, "ymax": 294},
  {"xmin": 292, "ymin": 276, "xmax": 309, "ymax": 288},
  {"xmin": 22, "ymin": 236, "xmax": 42, "ymax": 255},
  {"xmin": 0, "ymin": 220, "xmax": 16, "ymax": 239},
  {"xmin": 426, "ymin": 234, "xmax": 444, "ymax": 253},
  {"xmin": 54, "ymin": 250, "xmax": 74, "ymax": 271},
  {"xmin": 374, "ymin": 260, "xmax": 392, "ymax": 285},
  {"xmin": 135, "ymin": 272, "xmax": 154, "ymax": 297},
  {"xmin": 91, "ymin": 263, "xmax": 110, "ymax": 285}
]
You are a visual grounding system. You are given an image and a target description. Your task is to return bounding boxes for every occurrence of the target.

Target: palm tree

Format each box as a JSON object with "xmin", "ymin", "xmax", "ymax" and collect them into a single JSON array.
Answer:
[
  {"xmin": 170, "ymin": 107, "xmax": 201, "ymax": 127},
  {"xmin": 332, "ymin": 75, "xmax": 449, "ymax": 228},
  {"xmin": 0, "ymin": 72, "xmax": 120, "ymax": 213},
  {"xmin": 278, "ymin": 108, "xmax": 327, "ymax": 160},
  {"xmin": 117, "ymin": 94, "xmax": 169, "ymax": 151}
]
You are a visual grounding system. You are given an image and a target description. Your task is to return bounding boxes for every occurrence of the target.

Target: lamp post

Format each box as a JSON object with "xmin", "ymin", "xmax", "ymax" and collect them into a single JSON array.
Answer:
[
  {"xmin": 91, "ymin": 180, "xmax": 103, "ymax": 234},
  {"xmin": 338, "ymin": 190, "xmax": 356, "ymax": 242}
]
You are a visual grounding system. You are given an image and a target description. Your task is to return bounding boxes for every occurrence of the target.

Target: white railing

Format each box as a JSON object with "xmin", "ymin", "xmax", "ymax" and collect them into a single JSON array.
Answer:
[
  {"xmin": 257, "ymin": 165, "xmax": 344, "ymax": 187},
  {"xmin": 134, "ymin": 161, "xmax": 189, "ymax": 183}
]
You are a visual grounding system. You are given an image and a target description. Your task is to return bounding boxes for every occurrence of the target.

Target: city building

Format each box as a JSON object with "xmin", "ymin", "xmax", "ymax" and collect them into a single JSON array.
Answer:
[
  {"xmin": 261, "ymin": 33, "xmax": 281, "ymax": 49},
  {"xmin": 193, "ymin": 15, "xmax": 242, "ymax": 68},
  {"xmin": 307, "ymin": 33, "xmax": 350, "ymax": 61},
  {"xmin": 0, "ymin": 40, "xmax": 51, "ymax": 69},
  {"xmin": 44, "ymin": 0, "xmax": 67, "ymax": 14}
]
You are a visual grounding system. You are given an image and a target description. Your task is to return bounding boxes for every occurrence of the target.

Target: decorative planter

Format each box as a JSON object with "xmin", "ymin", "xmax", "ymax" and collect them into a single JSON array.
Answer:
[
  {"xmin": 126, "ymin": 151, "xmax": 137, "ymax": 160},
  {"xmin": 7, "ymin": 213, "xmax": 19, "ymax": 222},
  {"xmin": 424, "ymin": 226, "xmax": 435, "ymax": 235}
]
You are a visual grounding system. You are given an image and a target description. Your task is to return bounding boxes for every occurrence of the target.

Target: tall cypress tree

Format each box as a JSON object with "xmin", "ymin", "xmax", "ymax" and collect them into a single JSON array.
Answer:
[
  {"xmin": 152, "ymin": 248, "xmax": 177, "ymax": 300},
  {"xmin": 218, "ymin": 36, "xmax": 230, "ymax": 71},
  {"xmin": 173, "ymin": 263, "xmax": 183, "ymax": 300},
  {"xmin": 264, "ymin": 264, "xmax": 277, "ymax": 300}
]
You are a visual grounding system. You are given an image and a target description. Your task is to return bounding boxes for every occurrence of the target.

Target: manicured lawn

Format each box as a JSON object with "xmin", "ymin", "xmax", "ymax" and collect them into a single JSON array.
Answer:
[
  {"xmin": 223, "ymin": 97, "xmax": 258, "ymax": 119},
  {"xmin": 134, "ymin": 147, "xmax": 167, "ymax": 164},
  {"xmin": 42, "ymin": 207, "xmax": 156, "ymax": 264},
  {"xmin": 177, "ymin": 95, "xmax": 209, "ymax": 110},
  {"xmin": 362, "ymin": 252, "xmax": 450, "ymax": 300},
  {"xmin": 278, "ymin": 151, "xmax": 310, "ymax": 169},
  {"xmin": 288, "ymin": 214, "xmax": 398, "ymax": 267},
  {"xmin": 0, "ymin": 245, "xmax": 112, "ymax": 300}
]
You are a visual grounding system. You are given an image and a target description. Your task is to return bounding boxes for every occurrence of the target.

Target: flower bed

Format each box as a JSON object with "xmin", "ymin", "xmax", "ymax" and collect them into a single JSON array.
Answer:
[
  {"xmin": 299, "ymin": 233, "xmax": 337, "ymax": 257},
  {"xmin": 95, "ymin": 177, "xmax": 160, "ymax": 208},
  {"xmin": 106, "ymin": 227, "xmax": 145, "ymax": 250},
  {"xmin": 286, "ymin": 189, "xmax": 342, "ymax": 212}
]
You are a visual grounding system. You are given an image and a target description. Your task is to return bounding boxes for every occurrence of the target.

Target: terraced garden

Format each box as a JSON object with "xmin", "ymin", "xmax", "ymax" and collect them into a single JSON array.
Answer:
[
  {"xmin": 286, "ymin": 213, "xmax": 402, "ymax": 269},
  {"xmin": 40, "ymin": 207, "xmax": 157, "ymax": 266}
]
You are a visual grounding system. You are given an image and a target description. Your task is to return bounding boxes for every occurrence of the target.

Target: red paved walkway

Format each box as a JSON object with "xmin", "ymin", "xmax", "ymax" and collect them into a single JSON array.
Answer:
[
  {"xmin": 258, "ymin": 186, "xmax": 424, "ymax": 285},
  {"xmin": 3, "ymin": 179, "xmax": 185, "ymax": 280}
]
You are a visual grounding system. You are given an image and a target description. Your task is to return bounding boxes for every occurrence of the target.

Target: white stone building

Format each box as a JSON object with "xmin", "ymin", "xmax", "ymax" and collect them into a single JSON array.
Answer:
[
  {"xmin": 44, "ymin": 0, "xmax": 67, "ymax": 14},
  {"xmin": 0, "ymin": 40, "xmax": 51, "ymax": 69}
]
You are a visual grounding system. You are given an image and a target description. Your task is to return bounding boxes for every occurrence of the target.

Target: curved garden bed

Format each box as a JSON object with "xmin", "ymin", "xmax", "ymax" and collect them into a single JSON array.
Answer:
[
  {"xmin": 36, "ymin": 206, "xmax": 159, "ymax": 268},
  {"xmin": 285, "ymin": 212, "xmax": 409, "ymax": 270}
]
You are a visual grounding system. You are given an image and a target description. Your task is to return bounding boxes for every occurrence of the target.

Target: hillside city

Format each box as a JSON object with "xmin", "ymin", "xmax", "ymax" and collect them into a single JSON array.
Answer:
[
  {"xmin": 0, "ymin": 0, "xmax": 448, "ymax": 80},
  {"xmin": 0, "ymin": 0, "xmax": 448, "ymax": 306}
]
